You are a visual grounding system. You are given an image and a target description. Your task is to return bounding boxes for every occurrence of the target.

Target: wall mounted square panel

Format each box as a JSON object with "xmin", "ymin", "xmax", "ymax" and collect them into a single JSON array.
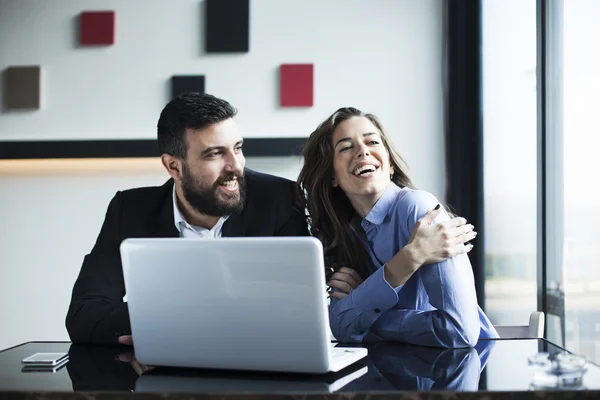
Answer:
[
  {"xmin": 206, "ymin": 0, "xmax": 249, "ymax": 53},
  {"xmin": 80, "ymin": 11, "xmax": 115, "ymax": 45},
  {"xmin": 280, "ymin": 64, "xmax": 313, "ymax": 107},
  {"xmin": 3, "ymin": 66, "xmax": 41, "ymax": 110},
  {"xmin": 171, "ymin": 75, "xmax": 206, "ymax": 99}
]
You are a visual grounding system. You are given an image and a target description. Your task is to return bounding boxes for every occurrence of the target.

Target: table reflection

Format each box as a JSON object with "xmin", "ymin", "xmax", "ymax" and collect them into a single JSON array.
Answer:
[{"xmin": 67, "ymin": 340, "xmax": 496, "ymax": 393}]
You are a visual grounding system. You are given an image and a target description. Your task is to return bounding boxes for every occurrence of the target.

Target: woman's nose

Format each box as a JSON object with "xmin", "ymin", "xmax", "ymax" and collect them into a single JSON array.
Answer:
[{"xmin": 356, "ymin": 144, "xmax": 370, "ymax": 158}]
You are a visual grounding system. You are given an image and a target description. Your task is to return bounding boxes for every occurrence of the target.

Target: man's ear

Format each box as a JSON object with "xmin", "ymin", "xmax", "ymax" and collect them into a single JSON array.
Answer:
[{"xmin": 161, "ymin": 154, "xmax": 183, "ymax": 181}]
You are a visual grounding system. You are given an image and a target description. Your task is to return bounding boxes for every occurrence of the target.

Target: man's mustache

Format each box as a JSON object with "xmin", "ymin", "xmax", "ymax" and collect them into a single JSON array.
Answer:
[{"xmin": 215, "ymin": 172, "xmax": 244, "ymax": 185}]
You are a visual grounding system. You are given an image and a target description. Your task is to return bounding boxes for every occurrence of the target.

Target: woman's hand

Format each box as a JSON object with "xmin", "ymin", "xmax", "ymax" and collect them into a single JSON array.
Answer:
[
  {"xmin": 407, "ymin": 205, "xmax": 476, "ymax": 266},
  {"xmin": 384, "ymin": 205, "xmax": 476, "ymax": 288},
  {"xmin": 327, "ymin": 267, "xmax": 364, "ymax": 300}
]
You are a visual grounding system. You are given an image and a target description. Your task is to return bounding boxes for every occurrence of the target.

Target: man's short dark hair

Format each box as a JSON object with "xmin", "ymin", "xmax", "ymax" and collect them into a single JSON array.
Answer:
[{"xmin": 157, "ymin": 92, "xmax": 238, "ymax": 159}]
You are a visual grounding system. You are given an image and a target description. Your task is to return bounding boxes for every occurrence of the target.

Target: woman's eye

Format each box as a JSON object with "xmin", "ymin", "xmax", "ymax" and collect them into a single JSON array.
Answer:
[
  {"xmin": 368, "ymin": 140, "xmax": 379, "ymax": 145},
  {"xmin": 339, "ymin": 146, "xmax": 352, "ymax": 152}
]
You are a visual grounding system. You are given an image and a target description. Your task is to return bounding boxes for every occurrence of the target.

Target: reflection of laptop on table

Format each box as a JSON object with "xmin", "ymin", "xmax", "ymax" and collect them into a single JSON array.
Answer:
[
  {"xmin": 120, "ymin": 237, "xmax": 367, "ymax": 373},
  {"xmin": 135, "ymin": 362, "xmax": 368, "ymax": 393}
]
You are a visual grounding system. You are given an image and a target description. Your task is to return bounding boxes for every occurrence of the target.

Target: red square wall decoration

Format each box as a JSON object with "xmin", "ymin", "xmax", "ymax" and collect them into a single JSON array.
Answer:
[
  {"xmin": 80, "ymin": 11, "xmax": 115, "ymax": 46},
  {"xmin": 280, "ymin": 64, "xmax": 314, "ymax": 107}
]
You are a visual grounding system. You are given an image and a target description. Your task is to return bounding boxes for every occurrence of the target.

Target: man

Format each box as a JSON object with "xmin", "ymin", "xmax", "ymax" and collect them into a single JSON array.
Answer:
[{"xmin": 66, "ymin": 92, "xmax": 309, "ymax": 344}]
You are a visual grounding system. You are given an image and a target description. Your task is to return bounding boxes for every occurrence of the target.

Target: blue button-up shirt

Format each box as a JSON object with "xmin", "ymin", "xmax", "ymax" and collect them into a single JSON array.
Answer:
[{"xmin": 329, "ymin": 183, "xmax": 498, "ymax": 347}]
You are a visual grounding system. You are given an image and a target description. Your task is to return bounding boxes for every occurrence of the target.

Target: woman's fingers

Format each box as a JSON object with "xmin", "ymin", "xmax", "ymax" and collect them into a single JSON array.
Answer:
[
  {"xmin": 327, "ymin": 267, "xmax": 362, "ymax": 301},
  {"xmin": 330, "ymin": 291, "xmax": 347, "ymax": 300},
  {"xmin": 451, "ymin": 243, "xmax": 474, "ymax": 257},
  {"xmin": 337, "ymin": 267, "xmax": 364, "ymax": 284},
  {"xmin": 407, "ymin": 210, "xmax": 478, "ymax": 264},
  {"xmin": 421, "ymin": 205, "xmax": 443, "ymax": 224},
  {"xmin": 451, "ymin": 226, "xmax": 477, "ymax": 245},
  {"xmin": 442, "ymin": 216, "xmax": 468, "ymax": 229},
  {"xmin": 439, "ymin": 219, "xmax": 477, "ymax": 243},
  {"xmin": 329, "ymin": 270, "xmax": 361, "ymax": 289},
  {"xmin": 450, "ymin": 223, "xmax": 474, "ymax": 236},
  {"xmin": 328, "ymin": 278, "xmax": 354, "ymax": 293},
  {"xmin": 414, "ymin": 205, "xmax": 443, "ymax": 229}
]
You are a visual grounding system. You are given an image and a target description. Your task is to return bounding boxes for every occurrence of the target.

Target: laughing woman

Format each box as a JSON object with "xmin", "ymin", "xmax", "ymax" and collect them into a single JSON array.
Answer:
[{"xmin": 298, "ymin": 107, "xmax": 498, "ymax": 347}]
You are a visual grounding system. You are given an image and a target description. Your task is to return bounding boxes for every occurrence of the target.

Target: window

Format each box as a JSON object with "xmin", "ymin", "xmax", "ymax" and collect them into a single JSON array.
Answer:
[
  {"xmin": 561, "ymin": 0, "xmax": 600, "ymax": 363},
  {"xmin": 482, "ymin": 0, "xmax": 538, "ymax": 326}
]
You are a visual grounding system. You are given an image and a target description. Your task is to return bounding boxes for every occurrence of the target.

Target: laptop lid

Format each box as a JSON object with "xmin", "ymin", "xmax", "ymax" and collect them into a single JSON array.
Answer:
[{"xmin": 120, "ymin": 237, "xmax": 333, "ymax": 373}]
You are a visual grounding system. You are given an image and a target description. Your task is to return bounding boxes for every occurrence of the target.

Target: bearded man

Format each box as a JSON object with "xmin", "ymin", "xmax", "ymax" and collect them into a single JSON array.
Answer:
[{"xmin": 66, "ymin": 92, "xmax": 309, "ymax": 344}]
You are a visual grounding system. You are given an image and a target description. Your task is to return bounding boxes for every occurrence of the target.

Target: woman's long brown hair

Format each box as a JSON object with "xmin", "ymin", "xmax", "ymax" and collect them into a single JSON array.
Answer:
[{"xmin": 297, "ymin": 107, "xmax": 414, "ymax": 279}]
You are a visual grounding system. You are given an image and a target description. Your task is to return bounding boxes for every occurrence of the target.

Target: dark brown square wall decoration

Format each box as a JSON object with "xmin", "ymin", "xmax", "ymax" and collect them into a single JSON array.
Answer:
[
  {"xmin": 3, "ymin": 66, "xmax": 41, "ymax": 110},
  {"xmin": 80, "ymin": 11, "xmax": 115, "ymax": 45}
]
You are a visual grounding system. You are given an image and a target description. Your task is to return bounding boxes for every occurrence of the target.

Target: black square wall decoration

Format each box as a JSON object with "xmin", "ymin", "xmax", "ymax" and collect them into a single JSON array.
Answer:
[
  {"xmin": 171, "ymin": 75, "xmax": 205, "ymax": 99},
  {"xmin": 205, "ymin": 0, "xmax": 250, "ymax": 53}
]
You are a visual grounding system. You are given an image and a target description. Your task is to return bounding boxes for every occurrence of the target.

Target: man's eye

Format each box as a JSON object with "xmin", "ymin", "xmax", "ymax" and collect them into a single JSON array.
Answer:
[
  {"xmin": 234, "ymin": 146, "xmax": 243, "ymax": 152},
  {"xmin": 207, "ymin": 151, "xmax": 222, "ymax": 157}
]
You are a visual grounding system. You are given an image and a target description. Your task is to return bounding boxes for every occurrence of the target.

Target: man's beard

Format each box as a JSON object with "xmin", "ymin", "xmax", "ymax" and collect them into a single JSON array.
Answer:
[{"xmin": 180, "ymin": 163, "xmax": 246, "ymax": 217}]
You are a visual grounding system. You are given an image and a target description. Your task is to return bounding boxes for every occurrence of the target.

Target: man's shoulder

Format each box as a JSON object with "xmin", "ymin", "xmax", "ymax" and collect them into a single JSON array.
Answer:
[
  {"xmin": 114, "ymin": 180, "xmax": 174, "ymax": 216},
  {"xmin": 118, "ymin": 179, "xmax": 173, "ymax": 199}
]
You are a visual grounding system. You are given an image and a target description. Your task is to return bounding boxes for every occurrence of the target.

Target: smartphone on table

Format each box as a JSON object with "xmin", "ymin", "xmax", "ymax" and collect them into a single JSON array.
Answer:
[{"xmin": 21, "ymin": 352, "xmax": 69, "ymax": 372}]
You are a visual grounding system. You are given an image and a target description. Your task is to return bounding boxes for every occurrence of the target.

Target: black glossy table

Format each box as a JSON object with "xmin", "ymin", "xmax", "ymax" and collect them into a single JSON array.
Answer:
[{"xmin": 0, "ymin": 339, "xmax": 599, "ymax": 399}]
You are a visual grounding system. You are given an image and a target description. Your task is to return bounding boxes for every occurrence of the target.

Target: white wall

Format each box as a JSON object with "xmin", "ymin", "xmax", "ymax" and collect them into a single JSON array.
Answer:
[{"xmin": 0, "ymin": 0, "xmax": 444, "ymax": 349}]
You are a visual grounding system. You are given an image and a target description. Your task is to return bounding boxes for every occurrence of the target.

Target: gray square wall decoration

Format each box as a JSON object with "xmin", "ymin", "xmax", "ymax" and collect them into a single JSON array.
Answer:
[
  {"xmin": 205, "ymin": 0, "xmax": 250, "ymax": 53},
  {"xmin": 171, "ymin": 75, "xmax": 205, "ymax": 99},
  {"xmin": 3, "ymin": 66, "xmax": 41, "ymax": 110}
]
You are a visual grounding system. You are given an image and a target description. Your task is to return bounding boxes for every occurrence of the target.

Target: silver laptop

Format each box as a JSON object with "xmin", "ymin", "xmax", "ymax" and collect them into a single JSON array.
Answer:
[{"xmin": 120, "ymin": 237, "xmax": 367, "ymax": 373}]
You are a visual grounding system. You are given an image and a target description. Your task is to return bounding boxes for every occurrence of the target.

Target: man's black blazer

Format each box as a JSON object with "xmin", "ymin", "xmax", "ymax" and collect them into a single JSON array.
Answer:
[{"xmin": 66, "ymin": 169, "xmax": 309, "ymax": 344}]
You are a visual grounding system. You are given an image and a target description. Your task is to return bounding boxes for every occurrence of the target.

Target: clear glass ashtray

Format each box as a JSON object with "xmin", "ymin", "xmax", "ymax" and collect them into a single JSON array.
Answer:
[{"xmin": 528, "ymin": 352, "xmax": 588, "ymax": 389}]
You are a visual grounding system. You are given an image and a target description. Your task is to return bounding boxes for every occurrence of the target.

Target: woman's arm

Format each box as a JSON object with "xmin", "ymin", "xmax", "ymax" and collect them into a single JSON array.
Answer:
[
  {"xmin": 368, "ymin": 255, "xmax": 481, "ymax": 347},
  {"xmin": 328, "ymin": 204, "xmax": 478, "ymax": 343},
  {"xmin": 368, "ymin": 191, "xmax": 481, "ymax": 347},
  {"xmin": 328, "ymin": 206, "xmax": 476, "ymax": 297}
]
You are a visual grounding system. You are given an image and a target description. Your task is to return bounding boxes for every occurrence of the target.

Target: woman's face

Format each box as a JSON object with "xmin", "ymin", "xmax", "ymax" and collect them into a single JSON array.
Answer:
[{"xmin": 331, "ymin": 116, "xmax": 392, "ymax": 202}]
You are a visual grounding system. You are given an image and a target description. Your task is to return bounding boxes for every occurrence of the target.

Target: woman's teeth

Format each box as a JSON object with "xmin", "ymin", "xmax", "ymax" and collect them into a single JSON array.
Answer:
[{"xmin": 353, "ymin": 165, "xmax": 377, "ymax": 176}]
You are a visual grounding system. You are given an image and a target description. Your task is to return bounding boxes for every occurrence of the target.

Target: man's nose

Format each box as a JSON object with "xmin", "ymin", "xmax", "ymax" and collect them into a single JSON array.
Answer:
[{"xmin": 225, "ymin": 153, "xmax": 244, "ymax": 173}]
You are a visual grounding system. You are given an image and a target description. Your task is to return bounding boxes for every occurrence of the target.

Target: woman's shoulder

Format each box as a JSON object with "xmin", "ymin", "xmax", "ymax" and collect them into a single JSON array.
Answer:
[
  {"xmin": 389, "ymin": 187, "xmax": 445, "ymax": 228},
  {"xmin": 394, "ymin": 187, "xmax": 440, "ymax": 212}
]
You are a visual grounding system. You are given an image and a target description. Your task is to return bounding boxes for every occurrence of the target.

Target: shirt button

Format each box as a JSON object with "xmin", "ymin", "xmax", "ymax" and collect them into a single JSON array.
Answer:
[
  {"xmin": 374, "ymin": 308, "xmax": 381, "ymax": 313},
  {"xmin": 363, "ymin": 221, "xmax": 370, "ymax": 226}
]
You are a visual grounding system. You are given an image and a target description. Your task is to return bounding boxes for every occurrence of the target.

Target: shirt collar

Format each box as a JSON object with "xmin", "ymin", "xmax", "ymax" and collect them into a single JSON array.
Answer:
[
  {"xmin": 363, "ymin": 182, "xmax": 403, "ymax": 225},
  {"xmin": 172, "ymin": 185, "xmax": 187, "ymax": 233}
]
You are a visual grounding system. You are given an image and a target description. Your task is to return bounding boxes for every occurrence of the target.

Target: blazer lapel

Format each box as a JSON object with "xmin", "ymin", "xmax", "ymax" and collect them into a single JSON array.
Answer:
[
  {"xmin": 222, "ymin": 212, "xmax": 246, "ymax": 237},
  {"xmin": 222, "ymin": 170, "xmax": 252, "ymax": 237},
  {"xmin": 152, "ymin": 180, "xmax": 179, "ymax": 238}
]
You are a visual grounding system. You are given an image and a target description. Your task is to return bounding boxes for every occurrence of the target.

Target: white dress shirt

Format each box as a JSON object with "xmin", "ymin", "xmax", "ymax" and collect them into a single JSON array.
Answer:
[{"xmin": 172, "ymin": 186, "xmax": 229, "ymax": 238}]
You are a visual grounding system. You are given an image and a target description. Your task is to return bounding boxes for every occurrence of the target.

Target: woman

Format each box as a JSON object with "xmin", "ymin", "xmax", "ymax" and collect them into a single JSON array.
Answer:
[{"xmin": 298, "ymin": 107, "xmax": 498, "ymax": 347}]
